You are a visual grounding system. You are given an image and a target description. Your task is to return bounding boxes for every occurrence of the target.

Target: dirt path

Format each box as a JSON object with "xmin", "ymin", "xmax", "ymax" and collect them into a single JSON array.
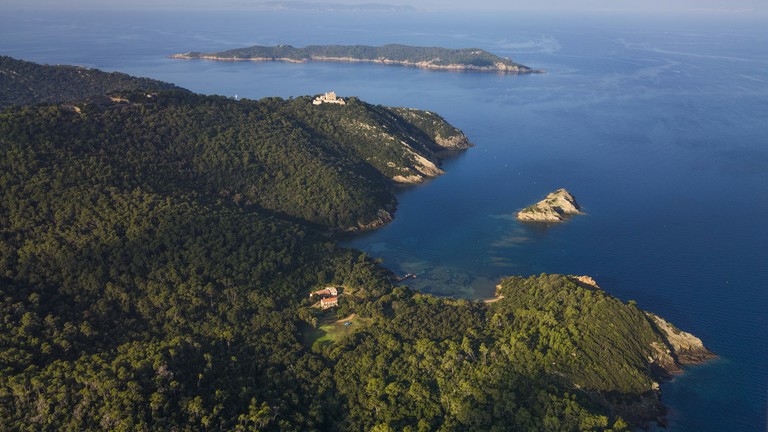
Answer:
[{"xmin": 336, "ymin": 313, "xmax": 356, "ymax": 323}]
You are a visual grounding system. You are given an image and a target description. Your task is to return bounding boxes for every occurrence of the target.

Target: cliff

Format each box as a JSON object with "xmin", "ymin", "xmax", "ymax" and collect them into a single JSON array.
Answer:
[
  {"xmin": 517, "ymin": 188, "xmax": 582, "ymax": 222},
  {"xmin": 646, "ymin": 312, "xmax": 717, "ymax": 368},
  {"xmin": 170, "ymin": 44, "xmax": 544, "ymax": 74},
  {"xmin": 388, "ymin": 107, "xmax": 474, "ymax": 151}
]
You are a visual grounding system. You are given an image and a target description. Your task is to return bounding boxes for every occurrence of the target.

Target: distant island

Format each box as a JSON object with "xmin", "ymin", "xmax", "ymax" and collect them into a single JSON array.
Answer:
[
  {"xmin": 240, "ymin": 1, "xmax": 418, "ymax": 12},
  {"xmin": 170, "ymin": 44, "xmax": 543, "ymax": 74},
  {"xmin": 517, "ymin": 188, "xmax": 583, "ymax": 222}
]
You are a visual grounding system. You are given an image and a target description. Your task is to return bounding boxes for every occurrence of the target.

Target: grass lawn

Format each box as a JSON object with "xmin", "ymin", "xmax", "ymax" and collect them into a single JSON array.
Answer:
[{"xmin": 302, "ymin": 313, "xmax": 372, "ymax": 347}]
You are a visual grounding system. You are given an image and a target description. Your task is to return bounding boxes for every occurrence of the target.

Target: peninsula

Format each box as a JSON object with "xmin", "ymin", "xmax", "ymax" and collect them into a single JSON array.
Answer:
[
  {"xmin": 170, "ymin": 44, "xmax": 543, "ymax": 74},
  {"xmin": 517, "ymin": 188, "xmax": 582, "ymax": 222}
]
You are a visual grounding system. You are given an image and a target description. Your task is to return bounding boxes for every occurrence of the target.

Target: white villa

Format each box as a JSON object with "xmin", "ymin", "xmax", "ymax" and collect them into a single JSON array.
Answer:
[
  {"xmin": 312, "ymin": 91, "xmax": 346, "ymax": 105},
  {"xmin": 310, "ymin": 286, "xmax": 340, "ymax": 309},
  {"xmin": 309, "ymin": 287, "xmax": 338, "ymax": 299}
]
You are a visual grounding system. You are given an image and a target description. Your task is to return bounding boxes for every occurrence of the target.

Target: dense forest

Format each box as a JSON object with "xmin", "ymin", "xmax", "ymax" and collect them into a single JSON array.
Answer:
[
  {"xmin": 0, "ymin": 57, "xmax": 710, "ymax": 431},
  {"xmin": 0, "ymin": 56, "xmax": 184, "ymax": 109},
  {"xmin": 173, "ymin": 44, "xmax": 540, "ymax": 72},
  {"xmin": 1, "ymin": 86, "xmax": 470, "ymax": 230}
]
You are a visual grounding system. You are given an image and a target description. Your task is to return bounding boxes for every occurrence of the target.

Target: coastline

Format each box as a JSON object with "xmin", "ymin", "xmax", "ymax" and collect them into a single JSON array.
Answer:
[
  {"xmin": 3, "ymin": 10, "xmax": 764, "ymax": 430},
  {"xmin": 168, "ymin": 53, "xmax": 545, "ymax": 74},
  {"xmin": 482, "ymin": 275, "xmax": 716, "ymax": 428}
]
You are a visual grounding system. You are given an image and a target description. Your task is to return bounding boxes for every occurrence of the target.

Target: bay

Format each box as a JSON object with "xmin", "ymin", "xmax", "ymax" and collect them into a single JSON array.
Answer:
[{"xmin": 0, "ymin": 8, "xmax": 765, "ymax": 431}]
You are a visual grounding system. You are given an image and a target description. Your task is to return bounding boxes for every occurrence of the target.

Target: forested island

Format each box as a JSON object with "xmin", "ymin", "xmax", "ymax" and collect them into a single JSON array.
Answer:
[
  {"xmin": 170, "ymin": 44, "xmax": 543, "ymax": 73},
  {"xmin": 0, "ymin": 56, "xmax": 713, "ymax": 431}
]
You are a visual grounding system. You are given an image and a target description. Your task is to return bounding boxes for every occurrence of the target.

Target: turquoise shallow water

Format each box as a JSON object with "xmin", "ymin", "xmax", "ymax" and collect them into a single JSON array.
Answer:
[{"xmin": 1, "ymin": 9, "xmax": 766, "ymax": 430}]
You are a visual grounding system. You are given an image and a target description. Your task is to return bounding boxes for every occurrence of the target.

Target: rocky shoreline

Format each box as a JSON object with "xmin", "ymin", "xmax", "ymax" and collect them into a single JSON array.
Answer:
[
  {"xmin": 609, "ymin": 314, "xmax": 717, "ymax": 429},
  {"xmin": 169, "ymin": 53, "xmax": 545, "ymax": 74},
  {"xmin": 487, "ymin": 275, "xmax": 716, "ymax": 429},
  {"xmin": 569, "ymin": 275, "xmax": 716, "ymax": 428},
  {"xmin": 629, "ymin": 313, "xmax": 716, "ymax": 429},
  {"xmin": 647, "ymin": 312, "xmax": 718, "ymax": 369}
]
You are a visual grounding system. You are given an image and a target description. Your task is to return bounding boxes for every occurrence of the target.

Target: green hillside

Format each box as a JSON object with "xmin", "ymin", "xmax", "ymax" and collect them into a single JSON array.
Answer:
[
  {"xmin": 0, "ymin": 56, "xmax": 184, "ymax": 108},
  {"xmin": 0, "ymin": 88, "xmax": 469, "ymax": 230},
  {"xmin": 0, "ymin": 59, "xmax": 710, "ymax": 431}
]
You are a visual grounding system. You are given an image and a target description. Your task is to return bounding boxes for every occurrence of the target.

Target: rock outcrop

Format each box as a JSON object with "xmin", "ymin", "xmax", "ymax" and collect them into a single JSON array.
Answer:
[
  {"xmin": 646, "ymin": 312, "xmax": 717, "ymax": 366},
  {"xmin": 387, "ymin": 107, "xmax": 474, "ymax": 152},
  {"xmin": 346, "ymin": 208, "xmax": 394, "ymax": 232},
  {"xmin": 433, "ymin": 132, "xmax": 473, "ymax": 150},
  {"xmin": 571, "ymin": 275, "xmax": 600, "ymax": 290},
  {"xmin": 517, "ymin": 188, "xmax": 582, "ymax": 222}
]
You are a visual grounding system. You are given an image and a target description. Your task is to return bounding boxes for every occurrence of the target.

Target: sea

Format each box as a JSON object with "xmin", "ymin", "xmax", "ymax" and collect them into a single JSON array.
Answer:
[{"xmin": 1, "ymin": 7, "xmax": 766, "ymax": 431}]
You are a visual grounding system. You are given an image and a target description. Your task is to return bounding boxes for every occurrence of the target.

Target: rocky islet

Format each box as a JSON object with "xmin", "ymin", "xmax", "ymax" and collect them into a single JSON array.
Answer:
[{"xmin": 517, "ymin": 188, "xmax": 582, "ymax": 222}]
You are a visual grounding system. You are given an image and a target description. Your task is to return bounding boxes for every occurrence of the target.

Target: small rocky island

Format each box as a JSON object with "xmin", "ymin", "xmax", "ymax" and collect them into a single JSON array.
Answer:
[
  {"xmin": 170, "ymin": 44, "xmax": 543, "ymax": 74},
  {"xmin": 517, "ymin": 188, "xmax": 582, "ymax": 222}
]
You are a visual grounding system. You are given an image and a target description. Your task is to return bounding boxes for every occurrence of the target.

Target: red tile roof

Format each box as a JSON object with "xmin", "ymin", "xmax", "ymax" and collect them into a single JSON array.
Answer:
[{"xmin": 320, "ymin": 296, "xmax": 338, "ymax": 304}]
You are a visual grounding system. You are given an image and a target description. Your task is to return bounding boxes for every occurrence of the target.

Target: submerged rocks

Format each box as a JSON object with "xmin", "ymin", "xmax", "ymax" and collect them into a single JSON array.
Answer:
[{"xmin": 517, "ymin": 188, "xmax": 582, "ymax": 222}]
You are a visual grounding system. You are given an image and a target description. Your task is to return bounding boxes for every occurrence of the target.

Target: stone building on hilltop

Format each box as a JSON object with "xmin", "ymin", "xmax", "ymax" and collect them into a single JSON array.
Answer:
[{"xmin": 312, "ymin": 91, "xmax": 346, "ymax": 105}]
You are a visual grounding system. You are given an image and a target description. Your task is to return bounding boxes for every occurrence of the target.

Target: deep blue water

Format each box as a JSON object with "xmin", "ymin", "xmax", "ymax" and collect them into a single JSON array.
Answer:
[{"xmin": 1, "ymin": 8, "xmax": 766, "ymax": 431}]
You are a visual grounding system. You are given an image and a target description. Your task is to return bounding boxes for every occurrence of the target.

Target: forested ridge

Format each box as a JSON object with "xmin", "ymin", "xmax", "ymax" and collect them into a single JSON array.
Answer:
[
  {"xmin": 1, "ymin": 86, "xmax": 470, "ymax": 230},
  {"xmin": 0, "ymin": 56, "xmax": 184, "ymax": 109},
  {"xmin": 0, "ymin": 58, "xmax": 708, "ymax": 431}
]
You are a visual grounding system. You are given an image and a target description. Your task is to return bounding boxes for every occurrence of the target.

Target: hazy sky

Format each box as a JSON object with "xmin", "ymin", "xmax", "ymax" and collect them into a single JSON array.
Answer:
[{"xmin": 2, "ymin": 0, "xmax": 766, "ymax": 14}]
